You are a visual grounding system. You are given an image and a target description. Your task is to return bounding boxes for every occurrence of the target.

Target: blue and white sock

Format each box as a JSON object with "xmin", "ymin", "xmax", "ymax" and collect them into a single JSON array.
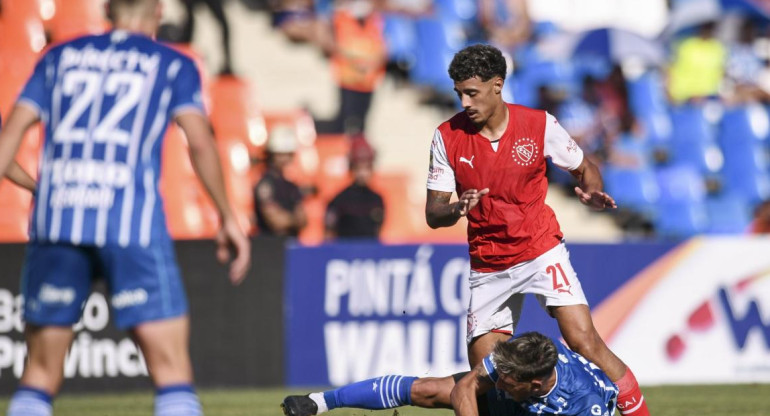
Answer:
[
  {"xmin": 317, "ymin": 375, "xmax": 417, "ymax": 412},
  {"xmin": 7, "ymin": 386, "xmax": 53, "ymax": 416},
  {"xmin": 154, "ymin": 384, "xmax": 203, "ymax": 416}
]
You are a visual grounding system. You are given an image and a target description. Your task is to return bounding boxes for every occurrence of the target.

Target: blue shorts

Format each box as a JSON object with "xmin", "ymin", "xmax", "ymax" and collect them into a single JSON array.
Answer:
[{"xmin": 21, "ymin": 240, "xmax": 188, "ymax": 329}]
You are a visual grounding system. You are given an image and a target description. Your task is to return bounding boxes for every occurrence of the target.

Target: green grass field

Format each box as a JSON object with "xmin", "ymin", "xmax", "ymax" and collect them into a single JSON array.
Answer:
[{"xmin": 2, "ymin": 384, "xmax": 769, "ymax": 416}]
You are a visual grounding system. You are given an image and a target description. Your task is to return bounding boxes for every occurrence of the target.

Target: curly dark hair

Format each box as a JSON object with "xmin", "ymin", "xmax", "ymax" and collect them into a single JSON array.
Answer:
[
  {"xmin": 492, "ymin": 332, "xmax": 558, "ymax": 381},
  {"xmin": 448, "ymin": 44, "xmax": 507, "ymax": 83}
]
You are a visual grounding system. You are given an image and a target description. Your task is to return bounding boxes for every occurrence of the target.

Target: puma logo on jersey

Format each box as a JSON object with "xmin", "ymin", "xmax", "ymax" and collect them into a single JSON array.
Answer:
[{"xmin": 459, "ymin": 155, "xmax": 475, "ymax": 168}]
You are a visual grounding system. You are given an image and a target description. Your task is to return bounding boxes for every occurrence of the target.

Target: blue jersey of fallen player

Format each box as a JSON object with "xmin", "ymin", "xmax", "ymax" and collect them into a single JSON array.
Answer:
[
  {"xmin": 483, "ymin": 338, "xmax": 619, "ymax": 416},
  {"xmin": 18, "ymin": 30, "xmax": 205, "ymax": 247}
]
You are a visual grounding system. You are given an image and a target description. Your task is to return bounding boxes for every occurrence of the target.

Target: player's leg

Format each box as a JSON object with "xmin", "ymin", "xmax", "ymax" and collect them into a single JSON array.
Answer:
[
  {"xmin": 282, "ymin": 375, "xmax": 459, "ymax": 416},
  {"xmin": 551, "ymin": 305, "xmax": 648, "ymax": 416},
  {"xmin": 527, "ymin": 242, "xmax": 649, "ymax": 416},
  {"xmin": 101, "ymin": 242, "xmax": 200, "ymax": 416},
  {"xmin": 466, "ymin": 267, "xmax": 526, "ymax": 367},
  {"xmin": 7, "ymin": 243, "xmax": 92, "ymax": 416}
]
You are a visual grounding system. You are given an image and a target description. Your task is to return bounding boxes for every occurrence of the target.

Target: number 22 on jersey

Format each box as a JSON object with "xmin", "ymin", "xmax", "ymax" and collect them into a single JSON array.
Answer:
[{"xmin": 53, "ymin": 69, "xmax": 145, "ymax": 146}]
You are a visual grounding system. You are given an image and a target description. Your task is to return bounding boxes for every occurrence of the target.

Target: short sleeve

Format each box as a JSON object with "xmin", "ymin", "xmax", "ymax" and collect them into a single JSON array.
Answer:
[
  {"xmin": 543, "ymin": 112, "xmax": 583, "ymax": 171},
  {"xmin": 18, "ymin": 54, "xmax": 53, "ymax": 118},
  {"xmin": 169, "ymin": 57, "xmax": 206, "ymax": 117},
  {"xmin": 427, "ymin": 129, "xmax": 456, "ymax": 192}
]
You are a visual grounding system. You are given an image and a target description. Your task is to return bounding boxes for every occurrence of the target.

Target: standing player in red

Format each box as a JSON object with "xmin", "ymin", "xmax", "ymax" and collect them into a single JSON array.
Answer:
[{"xmin": 425, "ymin": 44, "xmax": 648, "ymax": 416}]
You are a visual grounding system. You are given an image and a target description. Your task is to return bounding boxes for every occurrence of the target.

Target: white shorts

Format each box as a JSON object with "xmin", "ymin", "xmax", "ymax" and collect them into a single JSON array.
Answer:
[{"xmin": 466, "ymin": 241, "xmax": 588, "ymax": 344}]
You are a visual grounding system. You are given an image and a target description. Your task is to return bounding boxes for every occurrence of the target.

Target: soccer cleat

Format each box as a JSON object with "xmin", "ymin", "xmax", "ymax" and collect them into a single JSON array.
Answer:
[{"xmin": 281, "ymin": 395, "xmax": 318, "ymax": 416}]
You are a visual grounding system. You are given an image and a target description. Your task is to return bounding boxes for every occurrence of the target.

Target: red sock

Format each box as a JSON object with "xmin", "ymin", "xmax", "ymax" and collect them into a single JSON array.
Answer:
[{"xmin": 614, "ymin": 367, "xmax": 649, "ymax": 416}]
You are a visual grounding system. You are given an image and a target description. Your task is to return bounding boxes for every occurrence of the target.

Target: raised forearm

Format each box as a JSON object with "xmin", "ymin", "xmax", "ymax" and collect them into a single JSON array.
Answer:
[
  {"xmin": 7, "ymin": 161, "xmax": 36, "ymax": 193},
  {"xmin": 426, "ymin": 190, "xmax": 461, "ymax": 229},
  {"xmin": 571, "ymin": 157, "xmax": 603, "ymax": 193}
]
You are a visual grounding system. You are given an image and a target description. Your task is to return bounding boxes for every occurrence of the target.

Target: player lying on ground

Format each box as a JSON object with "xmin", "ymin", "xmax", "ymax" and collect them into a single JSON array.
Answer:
[{"xmin": 282, "ymin": 332, "xmax": 618, "ymax": 416}]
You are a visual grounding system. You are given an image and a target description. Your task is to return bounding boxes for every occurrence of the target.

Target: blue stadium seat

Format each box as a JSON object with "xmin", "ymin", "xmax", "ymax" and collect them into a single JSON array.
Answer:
[
  {"xmin": 670, "ymin": 105, "xmax": 715, "ymax": 144},
  {"xmin": 669, "ymin": 139, "xmax": 723, "ymax": 173},
  {"xmin": 411, "ymin": 18, "xmax": 465, "ymax": 94},
  {"xmin": 705, "ymin": 195, "xmax": 752, "ymax": 234},
  {"xmin": 654, "ymin": 200, "xmax": 708, "ymax": 238},
  {"xmin": 627, "ymin": 70, "xmax": 668, "ymax": 117},
  {"xmin": 719, "ymin": 105, "xmax": 770, "ymax": 147},
  {"xmin": 434, "ymin": 0, "xmax": 478, "ymax": 24},
  {"xmin": 383, "ymin": 14, "xmax": 417, "ymax": 64},
  {"xmin": 603, "ymin": 167, "xmax": 660, "ymax": 215},
  {"xmin": 655, "ymin": 164, "xmax": 706, "ymax": 202},
  {"xmin": 720, "ymin": 169, "xmax": 770, "ymax": 204}
]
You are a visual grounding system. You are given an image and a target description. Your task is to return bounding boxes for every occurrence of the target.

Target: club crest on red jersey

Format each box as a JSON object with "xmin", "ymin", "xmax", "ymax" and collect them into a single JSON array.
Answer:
[{"xmin": 512, "ymin": 137, "xmax": 539, "ymax": 166}]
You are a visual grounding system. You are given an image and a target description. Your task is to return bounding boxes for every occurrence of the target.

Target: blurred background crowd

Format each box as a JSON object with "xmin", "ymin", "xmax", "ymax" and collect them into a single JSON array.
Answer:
[{"xmin": 3, "ymin": 0, "xmax": 770, "ymax": 245}]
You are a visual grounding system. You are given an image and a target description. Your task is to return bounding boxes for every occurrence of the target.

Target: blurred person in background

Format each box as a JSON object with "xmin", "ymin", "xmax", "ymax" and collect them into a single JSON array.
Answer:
[
  {"xmin": 254, "ymin": 125, "xmax": 308, "ymax": 237},
  {"xmin": 270, "ymin": 0, "xmax": 335, "ymax": 50},
  {"xmin": 425, "ymin": 44, "xmax": 649, "ymax": 416},
  {"xmin": 478, "ymin": 0, "xmax": 532, "ymax": 49},
  {"xmin": 181, "ymin": 0, "xmax": 234, "ymax": 75},
  {"xmin": 314, "ymin": 0, "xmax": 388, "ymax": 135},
  {"xmin": 324, "ymin": 136, "xmax": 384, "ymax": 240},
  {"xmin": 724, "ymin": 18, "xmax": 770, "ymax": 104},
  {"xmin": 0, "ymin": 1, "xmax": 251, "ymax": 415},
  {"xmin": 667, "ymin": 21, "xmax": 726, "ymax": 104}
]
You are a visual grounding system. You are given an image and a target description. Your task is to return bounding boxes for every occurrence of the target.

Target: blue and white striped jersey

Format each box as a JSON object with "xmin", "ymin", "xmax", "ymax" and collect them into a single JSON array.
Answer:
[
  {"xmin": 18, "ymin": 30, "xmax": 205, "ymax": 247},
  {"xmin": 483, "ymin": 338, "xmax": 619, "ymax": 416}
]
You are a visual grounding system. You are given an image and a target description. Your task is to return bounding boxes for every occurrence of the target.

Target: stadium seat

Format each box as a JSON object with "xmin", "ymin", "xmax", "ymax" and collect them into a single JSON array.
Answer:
[
  {"xmin": 655, "ymin": 164, "xmax": 706, "ymax": 203},
  {"xmin": 217, "ymin": 138, "xmax": 255, "ymax": 234},
  {"xmin": 434, "ymin": 0, "xmax": 478, "ymax": 24},
  {"xmin": 383, "ymin": 14, "xmax": 417, "ymax": 65},
  {"xmin": 670, "ymin": 104, "xmax": 715, "ymax": 144},
  {"xmin": 411, "ymin": 18, "xmax": 464, "ymax": 94},
  {"xmin": 48, "ymin": 0, "xmax": 108, "ymax": 42},
  {"xmin": 719, "ymin": 104, "xmax": 770, "ymax": 147},
  {"xmin": 668, "ymin": 139, "xmax": 723, "ymax": 173},
  {"xmin": 705, "ymin": 195, "xmax": 752, "ymax": 234},
  {"xmin": 627, "ymin": 70, "xmax": 668, "ymax": 117},
  {"xmin": 603, "ymin": 167, "xmax": 660, "ymax": 217},
  {"xmin": 653, "ymin": 200, "xmax": 708, "ymax": 238},
  {"xmin": 209, "ymin": 76, "xmax": 266, "ymax": 156}
]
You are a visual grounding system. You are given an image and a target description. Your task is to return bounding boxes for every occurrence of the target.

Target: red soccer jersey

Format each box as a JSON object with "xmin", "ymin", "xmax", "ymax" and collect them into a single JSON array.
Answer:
[{"xmin": 428, "ymin": 104, "xmax": 582, "ymax": 272}]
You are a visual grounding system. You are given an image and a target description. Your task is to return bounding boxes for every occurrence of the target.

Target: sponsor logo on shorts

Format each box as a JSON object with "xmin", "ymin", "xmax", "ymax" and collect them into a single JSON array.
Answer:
[
  {"xmin": 111, "ymin": 288, "xmax": 149, "ymax": 309},
  {"xmin": 39, "ymin": 284, "xmax": 76, "ymax": 305}
]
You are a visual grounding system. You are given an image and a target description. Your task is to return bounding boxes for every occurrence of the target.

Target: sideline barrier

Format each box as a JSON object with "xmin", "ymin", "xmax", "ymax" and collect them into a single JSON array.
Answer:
[
  {"xmin": 0, "ymin": 237, "xmax": 286, "ymax": 393},
  {"xmin": 285, "ymin": 239, "xmax": 770, "ymax": 386}
]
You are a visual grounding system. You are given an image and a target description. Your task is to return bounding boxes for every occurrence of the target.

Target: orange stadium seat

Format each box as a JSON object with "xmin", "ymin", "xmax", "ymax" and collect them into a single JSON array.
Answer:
[
  {"xmin": 160, "ymin": 126, "xmax": 218, "ymax": 239},
  {"xmin": 0, "ymin": 179, "xmax": 32, "ymax": 242},
  {"xmin": 0, "ymin": 0, "xmax": 47, "ymax": 114},
  {"xmin": 217, "ymin": 138, "xmax": 255, "ymax": 234},
  {"xmin": 48, "ymin": 0, "xmax": 108, "ymax": 42},
  {"xmin": 210, "ymin": 76, "xmax": 265, "ymax": 140}
]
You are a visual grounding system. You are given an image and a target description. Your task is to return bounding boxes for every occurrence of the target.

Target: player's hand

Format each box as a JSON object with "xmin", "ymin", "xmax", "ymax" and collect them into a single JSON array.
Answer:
[
  {"xmin": 215, "ymin": 217, "xmax": 251, "ymax": 285},
  {"xmin": 574, "ymin": 187, "xmax": 617, "ymax": 210},
  {"xmin": 455, "ymin": 188, "xmax": 489, "ymax": 217}
]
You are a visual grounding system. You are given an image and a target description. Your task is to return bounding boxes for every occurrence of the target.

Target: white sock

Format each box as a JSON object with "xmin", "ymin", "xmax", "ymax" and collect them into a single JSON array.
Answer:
[{"xmin": 309, "ymin": 392, "xmax": 329, "ymax": 414}]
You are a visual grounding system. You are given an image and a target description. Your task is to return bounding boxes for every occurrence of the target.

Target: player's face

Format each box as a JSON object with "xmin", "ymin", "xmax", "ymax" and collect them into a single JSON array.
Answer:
[
  {"xmin": 495, "ymin": 372, "xmax": 540, "ymax": 402},
  {"xmin": 454, "ymin": 76, "xmax": 504, "ymax": 126}
]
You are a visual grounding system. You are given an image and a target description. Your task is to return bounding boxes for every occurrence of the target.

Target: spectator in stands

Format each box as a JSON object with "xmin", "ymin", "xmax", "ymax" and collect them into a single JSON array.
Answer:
[
  {"xmin": 478, "ymin": 0, "xmax": 532, "ymax": 49},
  {"xmin": 181, "ymin": 0, "xmax": 234, "ymax": 75},
  {"xmin": 270, "ymin": 0, "xmax": 334, "ymax": 51},
  {"xmin": 254, "ymin": 125, "xmax": 308, "ymax": 237},
  {"xmin": 667, "ymin": 21, "xmax": 726, "ymax": 104},
  {"xmin": 324, "ymin": 137, "xmax": 384, "ymax": 240},
  {"xmin": 750, "ymin": 199, "xmax": 770, "ymax": 233},
  {"xmin": 724, "ymin": 18, "xmax": 769, "ymax": 104},
  {"xmin": 314, "ymin": 0, "xmax": 387, "ymax": 135}
]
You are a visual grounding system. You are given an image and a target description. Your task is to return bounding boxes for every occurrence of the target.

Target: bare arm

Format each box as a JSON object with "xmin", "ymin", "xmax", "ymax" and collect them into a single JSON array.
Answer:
[
  {"xmin": 569, "ymin": 157, "xmax": 616, "ymax": 210},
  {"xmin": 7, "ymin": 161, "xmax": 36, "ymax": 193},
  {"xmin": 0, "ymin": 105, "xmax": 39, "ymax": 186},
  {"xmin": 426, "ymin": 188, "xmax": 489, "ymax": 229},
  {"xmin": 450, "ymin": 363, "xmax": 495, "ymax": 416},
  {"xmin": 256, "ymin": 189, "xmax": 306, "ymax": 235},
  {"xmin": 176, "ymin": 111, "xmax": 251, "ymax": 284}
]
